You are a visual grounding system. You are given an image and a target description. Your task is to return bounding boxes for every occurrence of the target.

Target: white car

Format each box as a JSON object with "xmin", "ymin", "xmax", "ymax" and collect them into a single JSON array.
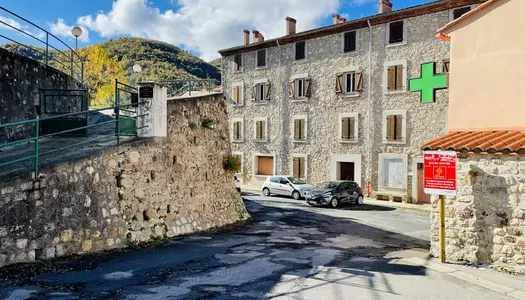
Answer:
[
  {"xmin": 261, "ymin": 176, "xmax": 314, "ymax": 200},
  {"xmin": 234, "ymin": 175, "xmax": 241, "ymax": 192}
]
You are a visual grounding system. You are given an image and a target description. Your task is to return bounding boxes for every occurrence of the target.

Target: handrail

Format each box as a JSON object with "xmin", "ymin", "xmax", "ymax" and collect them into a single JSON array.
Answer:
[{"xmin": 0, "ymin": 6, "xmax": 84, "ymax": 80}]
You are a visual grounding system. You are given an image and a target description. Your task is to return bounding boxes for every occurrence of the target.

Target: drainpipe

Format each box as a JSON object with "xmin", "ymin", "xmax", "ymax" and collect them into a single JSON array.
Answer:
[
  {"xmin": 366, "ymin": 19, "xmax": 372, "ymax": 196},
  {"xmin": 276, "ymin": 40, "xmax": 282, "ymax": 175}
]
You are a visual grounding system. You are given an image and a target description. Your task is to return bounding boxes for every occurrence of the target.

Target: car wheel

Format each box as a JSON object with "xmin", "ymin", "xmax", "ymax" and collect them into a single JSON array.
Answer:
[
  {"xmin": 356, "ymin": 195, "xmax": 364, "ymax": 205},
  {"xmin": 329, "ymin": 197, "xmax": 339, "ymax": 208},
  {"xmin": 262, "ymin": 188, "xmax": 271, "ymax": 196},
  {"xmin": 292, "ymin": 190, "xmax": 301, "ymax": 200}
]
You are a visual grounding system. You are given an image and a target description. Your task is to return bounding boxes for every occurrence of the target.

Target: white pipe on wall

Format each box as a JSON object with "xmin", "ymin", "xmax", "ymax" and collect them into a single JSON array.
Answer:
[
  {"xmin": 366, "ymin": 19, "xmax": 373, "ymax": 196},
  {"xmin": 276, "ymin": 40, "xmax": 282, "ymax": 175}
]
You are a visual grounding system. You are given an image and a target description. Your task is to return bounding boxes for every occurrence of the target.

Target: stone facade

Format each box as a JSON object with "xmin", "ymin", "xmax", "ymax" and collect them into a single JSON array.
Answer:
[
  {"xmin": 430, "ymin": 154, "xmax": 525, "ymax": 273},
  {"xmin": 0, "ymin": 47, "xmax": 85, "ymax": 142},
  {"xmin": 0, "ymin": 93, "xmax": 249, "ymax": 268},
  {"xmin": 220, "ymin": 4, "xmax": 480, "ymax": 201}
]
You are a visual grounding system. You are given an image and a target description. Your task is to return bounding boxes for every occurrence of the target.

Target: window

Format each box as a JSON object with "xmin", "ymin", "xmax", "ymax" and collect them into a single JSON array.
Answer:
[
  {"xmin": 254, "ymin": 118, "xmax": 267, "ymax": 141},
  {"xmin": 253, "ymin": 82, "xmax": 271, "ymax": 102},
  {"xmin": 336, "ymin": 71, "xmax": 363, "ymax": 95},
  {"xmin": 341, "ymin": 116, "xmax": 357, "ymax": 142},
  {"xmin": 442, "ymin": 60, "xmax": 450, "ymax": 73},
  {"xmin": 289, "ymin": 77, "xmax": 311, "ymax": 99},
  {"xmin": 280, "ymin": 177, "xmax": 289, "ymax": 185},
  {"xmin": 388, "ymin": 21, "xmax": 404, "ymax": 44},
  {"xmin": 387, "ymin": 65, "xmax": 404, "ymax": 91},
  {"xmin": 295, "ymin": 41, "xmax": 306, "ymax": 60},
  {"xmin": 256, "ymin": 49, "xmax": 267, "ymax": 67},
  {"xmin": 386, "ymin": 114, "xmax": 404, "ymax": 142},
  {"xmin": 343, "ymin": 31, "xmax": 356, "ymax": 53},
  {"xmin": 256, "ymin": 155, "xmax": 274, "ymax": 176},
  {"xmin": 234, "ymin": 54, "xmax": 243, "ymax": 72},
  {"xmin": 232, "ymin": 119, "xmax": 243, "ymax": 142},
  {"xmin": 292, "ymin": 156, "xmax": 306, "ymax": 179},
  {"xmin": 232, "ymin": 83, "xmax": 243, "ymax": 105},
  {"xmin": 453, "ymin": 6, "xmax": 471, "ymax": 20},
  {"xmin": 293, "ymin": 117, "xmax": 307, "ymax": 141},
  {"xmin": 270, "ymin": 177, "xmax": 280, "ymax": 183}
]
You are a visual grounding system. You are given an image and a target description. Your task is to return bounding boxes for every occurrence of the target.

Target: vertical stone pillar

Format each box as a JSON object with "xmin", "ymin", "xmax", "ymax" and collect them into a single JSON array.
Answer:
[{"xmin": 137, "ymin": 81, "xmax": 167, "ymax": 138}]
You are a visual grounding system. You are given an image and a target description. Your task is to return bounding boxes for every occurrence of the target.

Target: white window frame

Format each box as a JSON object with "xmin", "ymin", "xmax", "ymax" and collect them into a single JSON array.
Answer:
[
  {"xmin": 338, "ymin": 66, "xmax": 361, "ymax": 97},
  {"xmin": 449, "ymin": 5, "xmax": 476, "ymax": 21},
  {"xmin": 378, "ymin": 153, "xmax": 408, "ymax": 191},
  {"xmin": 382, "ymin": 110, "xmax": 407, "ymax": 145},
  {"xmin": 253, "ymin": 153, "xmax": 276, "ymax": 177},
  {"xmin": 232, "ymin": 54, "xmax": 243, "ymax": 73},
  {"xmin": 293, "ymin": 41, "xmax": 307, "ymax": 62},
  {"xmin": 341, "ymin": 30, "xmax": 358, "ymax": 53},
  {"xmin": 253, "ymin": 78, "xmax": 269, "ymax": 103},
  {"xmin": 232, "ymin": 151, "xmax": 244, "ymax": 175},
  {"xmin": 386, "ymin": 20, "xmax": 407, "ymax": 47},
  {"xmin": 291, "ymin": 115, "xmax": 308, "ymax": 143},
  {"xmin": 290, "ymin": 154, "xmax": 308, "ymax": 180},
  {"xmin": 231, "ymin": 117, "xmax": 244, "ymax": 143},
  {"xmin": 339, "ymin": 113, "xmax": 359, "ymax": 143},
  {"xmin": 256, "ymin": 49, "xmax": 268, "ymax": 69},
  {"xmin": 383, "ymin": 59, "xmax": 407, "ymax": 94},
  {"xmin": 290, "ymin": 73, "xmax": 309, "ymax": 102},
  {"xmin": 254, "ymin": 117, "xmax": 269, "ymax": 142},
  {"xmin": 231, "ymin": 81, "xmax": 244, "ymax": 106}
]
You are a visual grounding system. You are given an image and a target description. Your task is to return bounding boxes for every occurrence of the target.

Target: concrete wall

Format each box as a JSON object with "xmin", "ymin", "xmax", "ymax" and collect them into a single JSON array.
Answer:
[
  {"xmin": 0, "ymin": 47, "xmax": 84, "ymax": 142},
  {"xmin": 0, "ymin": 93, "xmax": 249, "ymax": 268},
  {"xmin": 223, "ymin": 7, "xmax": 456, "ymax": 201},
  {"xmin": 430, "ymin": 154, "xmax": 525, "ymax": 273},
  {"xmin": 445, "ymin": 0, "xmax": 525, "ymax": 131}
]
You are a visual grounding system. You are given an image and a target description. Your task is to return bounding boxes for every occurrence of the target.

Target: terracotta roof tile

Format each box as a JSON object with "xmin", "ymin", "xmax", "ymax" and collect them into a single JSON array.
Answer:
[{"xmin": 422, "ymin": 131, "xmax": 525, "ymax": 153}]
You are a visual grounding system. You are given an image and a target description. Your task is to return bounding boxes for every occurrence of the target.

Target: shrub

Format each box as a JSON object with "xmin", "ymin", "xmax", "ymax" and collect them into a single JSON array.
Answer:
[
  {"xmin": 223, "ymin": 154, "xmax": 241, "ymax": 172},
  {"xmin": 202, "ymin": 118, "xmax": 214, "ymax": 129},
  {"xmin": 189, "ymin": 122, "xmax": 198, "ymax": 130}
]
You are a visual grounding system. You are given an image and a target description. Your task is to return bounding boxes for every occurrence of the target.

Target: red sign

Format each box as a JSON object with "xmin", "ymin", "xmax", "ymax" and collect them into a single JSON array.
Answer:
[{"xmin": 424, "ymin": 151, "xmax": 457, "ymax": 196}]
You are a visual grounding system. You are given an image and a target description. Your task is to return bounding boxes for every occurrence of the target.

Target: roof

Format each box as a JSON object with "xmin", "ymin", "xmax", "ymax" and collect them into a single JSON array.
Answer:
[
  {"xmin": 421, "ymin": 131, "xmax": 525, "ymax": 154},
  {"xmin": 219, "ymin": 0, "xmax": 484, "ymax": 56},
  {"xmin": 437, "ymin": 0, "xmax": 498, "ymax": 36}
]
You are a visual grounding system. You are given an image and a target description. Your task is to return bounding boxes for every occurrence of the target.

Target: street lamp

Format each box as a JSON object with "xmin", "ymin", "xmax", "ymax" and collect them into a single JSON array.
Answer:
[
  {"xmin": 71, "ymin": 26, "xmax": 83, "ymax": 53},
  {"xmin": 133, "ymin": 64, "xmax": 142, "ymax": 85}
]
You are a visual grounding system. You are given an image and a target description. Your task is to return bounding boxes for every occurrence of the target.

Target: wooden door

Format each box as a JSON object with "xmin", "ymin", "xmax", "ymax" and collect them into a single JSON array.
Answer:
[
  {"xmin": 339, "ymin": 162, "xmax": 355, "ymax": 181},
  {"xmin": 417, "ymin": 163, "xmax": 431, "ymax": 203},
  {"xmin": 257, "ymin": 156, "xmax": 274, "ymax": 175}
]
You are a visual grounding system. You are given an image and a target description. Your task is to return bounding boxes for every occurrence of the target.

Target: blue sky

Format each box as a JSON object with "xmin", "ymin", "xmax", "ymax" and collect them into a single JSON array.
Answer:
[{"xmin": 0, "ymin": 0, "xmax": 432, "ymax": 60}]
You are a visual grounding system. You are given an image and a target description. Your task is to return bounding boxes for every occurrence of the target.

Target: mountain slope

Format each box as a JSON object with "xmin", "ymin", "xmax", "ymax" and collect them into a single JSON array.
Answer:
[
  {"xmin": 209, "ymin": 58, "xmax": 222, "ymax": 71},
  {"xmin": 1, "ymin": 37, "xmax": 221, "ymax": 82}
]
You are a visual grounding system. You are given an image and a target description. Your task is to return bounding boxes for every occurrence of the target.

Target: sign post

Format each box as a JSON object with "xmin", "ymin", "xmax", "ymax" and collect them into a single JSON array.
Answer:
[{"xmin": 424, "ymin": 151, "xmax": 457, "ymax": 263}]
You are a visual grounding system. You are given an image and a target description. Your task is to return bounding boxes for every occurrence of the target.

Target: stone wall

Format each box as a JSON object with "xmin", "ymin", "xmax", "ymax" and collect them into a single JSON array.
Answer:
[
  {"xmin": 0, "ymin": 93, "xmax": 249, "ymax": 268},
  {"xmin": 430, "ymin": 154, "xmax": 525, "ymax": 273},
  {"xmin": 222, "ymin": 7, "xmax": 454, "ymax": 200},
  {"xmin": 0, "ymin": 47, "xmax": 84, "ymax": 142}
]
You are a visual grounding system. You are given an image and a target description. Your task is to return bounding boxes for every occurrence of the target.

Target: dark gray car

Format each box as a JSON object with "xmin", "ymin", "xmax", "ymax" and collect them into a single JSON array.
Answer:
[{"xmin": 305, "ymin": 180, "xmax": 364, "ymax": 208}]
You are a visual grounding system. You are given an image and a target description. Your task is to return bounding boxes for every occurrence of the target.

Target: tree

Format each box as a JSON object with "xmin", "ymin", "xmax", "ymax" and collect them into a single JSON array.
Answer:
[{"xmin": 80, "ymin": 45, "xmax": 127, "ymax": 107}]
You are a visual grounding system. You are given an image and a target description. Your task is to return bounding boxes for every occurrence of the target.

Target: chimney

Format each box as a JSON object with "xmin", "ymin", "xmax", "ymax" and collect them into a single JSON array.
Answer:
[
  {"xmin": 339, "ymin": 16, "xmax": 347, "ymax": 23},
  {"xmin": 252, "ymin": 30, "xmax": 264, "ymax": 43},
  {"xmin": 286, "ymin": 17, "xmax": 297, "ymax": 35},
  {"xmin": 243, "ymin": 29, "xmax": 250, "ymax": 45},
  {"xmin": 332, "ymin": 13, "xmax": 340, "ymax": 25},
  {"xmin": 379, "ymin": 0, "xmax": 393, "ymax": 14}
]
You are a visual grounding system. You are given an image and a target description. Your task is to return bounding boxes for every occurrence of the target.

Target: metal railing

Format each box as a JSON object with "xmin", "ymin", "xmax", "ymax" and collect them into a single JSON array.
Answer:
[
  {"xmin": 0, "ymin": 102, "xmax": 147, "ymax": 178},
  {"xmin": 159, "ymin": 79, "xmax": 219, "ymax": 98},
  {"xmin": 0, "ymin": 6, "xmax": 84, "ymax": 81}
]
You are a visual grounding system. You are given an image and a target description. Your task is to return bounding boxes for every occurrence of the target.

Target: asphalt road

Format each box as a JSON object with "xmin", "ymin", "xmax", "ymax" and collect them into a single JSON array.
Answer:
[{"xmin": 0, "ymin": 193, "xmax": 514, "ymax": 300}]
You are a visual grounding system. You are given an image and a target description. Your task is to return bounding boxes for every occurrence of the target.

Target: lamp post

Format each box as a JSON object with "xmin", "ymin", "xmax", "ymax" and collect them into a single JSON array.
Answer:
[
  {"xmin": 133, "ymin": 64, "xmax": 142, "ymax": 85},
  {"xmin": 71, "ymin": 26, "xmax": 83, "ymax": 53}
]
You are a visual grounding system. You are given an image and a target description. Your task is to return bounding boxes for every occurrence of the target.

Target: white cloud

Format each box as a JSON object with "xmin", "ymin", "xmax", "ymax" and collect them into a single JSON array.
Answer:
[
  {"xmin": 77, "ymin": 0, "xmax": 341, "ymax": 61},
  {"xmin": 0, "ymin": 16, "xmax": 23, "ymax": 30},
  {"xmin": 49, "ymin": 18, "xmax": 90, "ymax": 43}
]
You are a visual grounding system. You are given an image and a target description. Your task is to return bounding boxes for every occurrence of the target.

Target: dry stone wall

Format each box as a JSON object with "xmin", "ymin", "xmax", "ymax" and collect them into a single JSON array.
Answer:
[
  {"xmin": 0, "ymin": 93, "xmax": 249, "ymax": 268},
  {"xmin": 430, "ymin": 154, "xmax": 525, "ymax": 273}
]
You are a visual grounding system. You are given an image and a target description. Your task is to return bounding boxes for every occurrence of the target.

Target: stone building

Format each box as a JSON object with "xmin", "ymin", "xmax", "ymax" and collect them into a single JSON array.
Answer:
[
  {"xmin": 423, "ymin": 0, "xmax": 525, "ymax": 272},
  {"xmin": 219, "ymin": 0, "xmax": 483, "ymax": 202}
]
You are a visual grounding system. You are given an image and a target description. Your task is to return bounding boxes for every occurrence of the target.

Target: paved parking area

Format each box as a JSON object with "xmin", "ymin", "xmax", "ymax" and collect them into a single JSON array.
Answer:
[{"xmin": 0, "ymin": 193, "xmax": 515, "ymax": 299}]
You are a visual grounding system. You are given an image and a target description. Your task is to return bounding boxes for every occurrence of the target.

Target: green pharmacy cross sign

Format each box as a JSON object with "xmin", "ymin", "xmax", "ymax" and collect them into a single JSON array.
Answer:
[{"xmin": 409, "ymin": 62, "xmax": 448, "ymax": 104}]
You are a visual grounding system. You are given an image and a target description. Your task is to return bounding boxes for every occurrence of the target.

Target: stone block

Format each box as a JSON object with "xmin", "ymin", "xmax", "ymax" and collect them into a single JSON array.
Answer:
[
  {"xmin": 1, "ymin": 186, "xmax": 14, "ymax": 195},
  {"xmin": 102, "ymin": 208, "xmax": 109, "ymax": 218},
  {"xmin": 107, "ymin": 239, "xmax": 115, "ymax": 247},
  {"xmin": 16, "ymin": 239, "xmax": 28, "ymax": 249},
  {"xmin": 63, "ymin": 208, "xmax": 73, "ymax": 217},
  {"xmin": 0, "ymin": 227, "xmax": 7, "ymax": 238},
  {"xmin": 129, "ymin": 151, "xmax": 141, "ymax": 163},
  {"xmin": 84, "ymin": 195, "xmax": 92, "ymax": 207},
  {"xmin": 60, "ymin": 230, "xmax": 73, "ymax": 243},
  {"xmin": 110, "ymin": 208, "xmax": 119, "ymax": 216},
  {"xmin": 502, "ymin": 245, "xmax": 515, "ymax": 256},
  {"xmin": 55, "ymin": 245, "xmax": 66, "ymax": 257},
  {"xmin": 82, "ymin": 240, "xmax": 93, "ymax": 252}
]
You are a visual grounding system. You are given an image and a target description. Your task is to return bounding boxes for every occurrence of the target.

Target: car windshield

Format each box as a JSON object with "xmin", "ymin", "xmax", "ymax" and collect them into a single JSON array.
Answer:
[
  {"xmin": 287, "ymin": 177, "xmax": 306, "ymax": 184},
  {"xmin": 317, "ymin": 181, "xmax": 338, "ymax": 189}
]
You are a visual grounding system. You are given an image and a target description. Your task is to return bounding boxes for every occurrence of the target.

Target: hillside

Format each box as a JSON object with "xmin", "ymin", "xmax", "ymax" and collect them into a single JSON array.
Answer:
[
  {"xmin": 1, "ymin": 37, "xmax": 221, "ymax": 82},
  {"xmin": 209, "ymin": 58, "xmax": 222, "ymax": 71}
]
